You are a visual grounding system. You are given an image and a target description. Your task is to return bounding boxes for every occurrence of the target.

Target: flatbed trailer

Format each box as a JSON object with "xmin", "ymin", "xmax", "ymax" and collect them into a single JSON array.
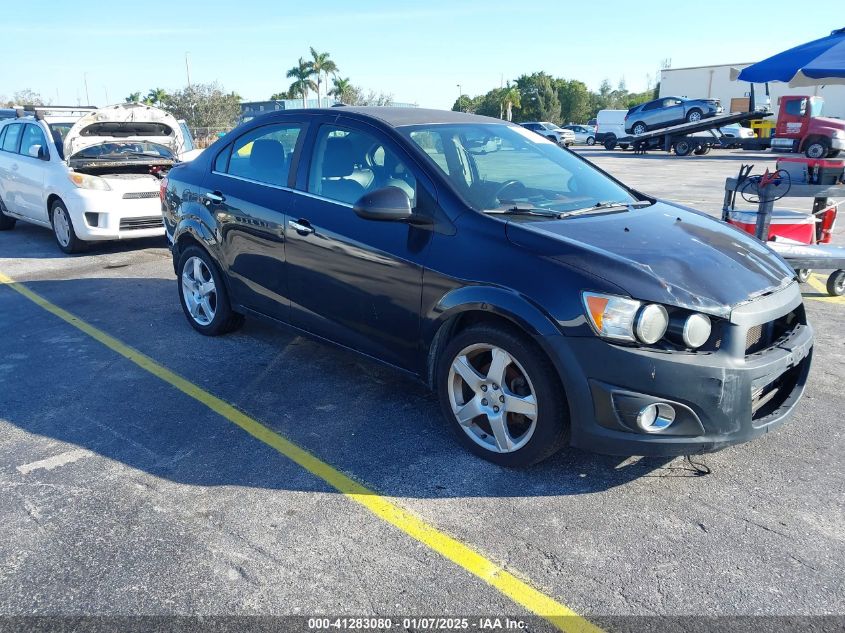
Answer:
[{"xmin": 607, "ymin": 110, "xmax": 774, "ymax": 156}]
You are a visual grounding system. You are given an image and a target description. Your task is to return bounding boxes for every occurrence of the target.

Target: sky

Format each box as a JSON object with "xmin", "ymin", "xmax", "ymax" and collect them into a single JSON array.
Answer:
[{"xmin": 0, "ymin": 1, "xmax": 839, "ymax": 110}]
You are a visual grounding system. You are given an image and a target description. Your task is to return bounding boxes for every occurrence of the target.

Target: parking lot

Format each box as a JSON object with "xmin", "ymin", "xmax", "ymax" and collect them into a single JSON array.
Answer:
[{"xmin": 1, "ymin": 148, "xmax": 843, "ymax": 632}]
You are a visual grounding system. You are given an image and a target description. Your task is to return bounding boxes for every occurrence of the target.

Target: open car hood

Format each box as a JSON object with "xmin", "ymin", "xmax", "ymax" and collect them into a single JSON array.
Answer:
[{"xmin": 64, "ymin": 103, "xmax": 187, "ymax": 160}]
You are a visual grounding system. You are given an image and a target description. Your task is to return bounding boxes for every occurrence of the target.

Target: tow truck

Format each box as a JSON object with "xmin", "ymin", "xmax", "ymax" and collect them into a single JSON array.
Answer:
[{"xmin": 613, "ymin": 95, "xmax": 845, "ymax": 158}]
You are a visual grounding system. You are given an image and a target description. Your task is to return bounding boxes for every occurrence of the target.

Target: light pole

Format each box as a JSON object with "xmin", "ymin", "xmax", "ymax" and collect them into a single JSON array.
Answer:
[
  {"xmin": 185, "ymin": 51, "xmax": 192, "ymax": 87},
  {"xmin": 456, "ymin": 84, "xmax": 462, "ymax": 111},
  {"xmin": 83, "ymin": 73, "xmax": 90, "ymax": 105}
]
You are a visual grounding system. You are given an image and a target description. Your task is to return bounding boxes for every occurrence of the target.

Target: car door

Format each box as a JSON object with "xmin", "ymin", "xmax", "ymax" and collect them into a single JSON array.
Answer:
[
  {"xmin": 0, "ymin": 123, "xmax": 24, "ymax": 216},
  {"xmin": 200, "ymin": 120, "xmax": 307, "ymax": 323},
  {"xmin": 285, "ymin": 120, "xmax": 433, "ymax": 371},
  {"xmin": 15, "ymin": 123, "xmax": 49, "ymax": 222},
  {"xmin": 661, "ymin": 98, "xmax": 685, "ymax": 125}
]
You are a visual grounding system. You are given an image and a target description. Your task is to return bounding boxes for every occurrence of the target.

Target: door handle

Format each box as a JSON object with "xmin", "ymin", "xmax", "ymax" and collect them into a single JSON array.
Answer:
[
  {"xmin": 205, "ymin": 191, "xmax": 225, "ymax": 204},
  {"xmin": 289, "ymin": 219, "xmax": 314, "ymax": 235}
]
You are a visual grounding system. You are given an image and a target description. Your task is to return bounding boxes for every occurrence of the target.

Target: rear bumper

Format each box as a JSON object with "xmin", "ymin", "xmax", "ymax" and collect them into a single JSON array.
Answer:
[{"xmin": 542, "ymin": 291, "xmax": 813, "ymax": 456}]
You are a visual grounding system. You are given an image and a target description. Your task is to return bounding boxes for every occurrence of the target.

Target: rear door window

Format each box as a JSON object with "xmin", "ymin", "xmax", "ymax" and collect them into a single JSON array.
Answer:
[
  {"xmin": 1, "ymin": 123, "xmax": 22, "ymax": 153},
  {"xmin": 225, "ymin": 124, "xmax": 303, "ymax": 187}
]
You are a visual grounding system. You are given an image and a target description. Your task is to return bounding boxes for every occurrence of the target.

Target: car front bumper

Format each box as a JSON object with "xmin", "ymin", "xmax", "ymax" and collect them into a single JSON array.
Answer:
[
  {"xmin": 62, "ymin": 189, "xmax": 165, "ymax": 241},
  {"xmin": 831, "ymin": 137, "xmax": 845, "ymax": 151},
  {"xmin": 543, "ymin": 285, "xmax": 813, "ymax": 456}
]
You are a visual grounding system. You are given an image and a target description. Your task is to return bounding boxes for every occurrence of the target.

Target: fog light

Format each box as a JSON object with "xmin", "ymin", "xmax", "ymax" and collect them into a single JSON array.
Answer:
[
  {"xmin": 636, "ymin": 403, "xmax": 676, "ymax": 433},
  {"xmin": 683, "ymin": 313, "xmax": 712, "ymax": 349},
  {"xmin": 84, "ymin": 212, "xmax": 100, "ymax": 228}
]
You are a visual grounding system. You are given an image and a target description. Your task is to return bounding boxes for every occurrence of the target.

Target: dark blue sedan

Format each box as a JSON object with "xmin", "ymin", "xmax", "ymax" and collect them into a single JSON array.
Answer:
[{"xmin": 162, "ymin": 107, "xmax": 811, "ymax": 466}]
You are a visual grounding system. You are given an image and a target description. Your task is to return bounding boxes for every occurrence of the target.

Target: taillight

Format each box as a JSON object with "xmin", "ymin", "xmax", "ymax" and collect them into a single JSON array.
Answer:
[{"xmin": 159, "ymin": 175, "xmax": 168, "ymax": 204}]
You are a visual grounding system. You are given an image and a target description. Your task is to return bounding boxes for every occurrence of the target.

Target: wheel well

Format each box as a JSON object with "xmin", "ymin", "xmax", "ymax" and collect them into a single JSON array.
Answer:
[
  {"xmin": 172, "ymin": 232, "xmax": 204, "ymax": 273},
  {"xmin": 426, "ymin": 310, "xmax": 539, "ymax": 389},
  {"xmin": 800, "ymin": 135, "xmax": 828, "ymax": 151},
  {"xmin": 46, "ymin": 194, "xmax": 63, "ymax": 217}
]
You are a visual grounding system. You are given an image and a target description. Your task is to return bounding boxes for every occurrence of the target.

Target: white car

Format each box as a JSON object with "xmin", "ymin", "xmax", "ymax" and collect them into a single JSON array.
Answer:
[
  {"xmin": 562, "ymin": 124, "xmax": 596, "ymax": 145},
  {"xmin": 0, "ymin": 103, "xmax": 189, "ymax": 253},
  {"xmin": 518, "ymin": 122, "xmax": 576, "ymax": 146}
]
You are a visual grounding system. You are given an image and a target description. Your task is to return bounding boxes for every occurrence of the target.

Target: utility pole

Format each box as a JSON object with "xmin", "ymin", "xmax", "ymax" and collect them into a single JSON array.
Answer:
[
  {"xmin": 83, "ymin": 73, "xmax": 90, "ymax": 105},
  {"xmin": 185, "ymin": 52, "xmax": 192, "ymax": 87},
  {"xmin": 456, "ymin": 84, "xmax": 462, "ymax": 110}
]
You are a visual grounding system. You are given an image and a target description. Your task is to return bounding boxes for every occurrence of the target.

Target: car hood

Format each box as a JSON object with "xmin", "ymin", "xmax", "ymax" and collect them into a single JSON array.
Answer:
[
  {"xmin": 504, "ymin": 201, "xmax": 795, "ymax": 318},
  {"xmin": 64, "ymin": 103, "xmax": 187, "ymax": 160},
  {"xmin": 813, "ymin": 116, "xmax": 845, "ymax": 131}
]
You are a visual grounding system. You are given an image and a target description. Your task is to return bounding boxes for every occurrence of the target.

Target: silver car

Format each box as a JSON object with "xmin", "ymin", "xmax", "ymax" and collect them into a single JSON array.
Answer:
[
  {"xmin": 519, "ymin": 121, "xmax": 575, "ymax": 146},
  {"xmin": 563, "ymin": 124, "xmax": 596, "ymax": 145},
  {"xmin": 624, "ymin": 96, "xmax": 722, "ymax": 135}
]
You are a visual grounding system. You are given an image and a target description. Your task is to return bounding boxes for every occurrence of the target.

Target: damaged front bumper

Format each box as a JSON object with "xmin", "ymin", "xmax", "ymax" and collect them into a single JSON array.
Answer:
[{"xmin": 547, "ymin": 282, "xmax": 813, "ymax": 456}]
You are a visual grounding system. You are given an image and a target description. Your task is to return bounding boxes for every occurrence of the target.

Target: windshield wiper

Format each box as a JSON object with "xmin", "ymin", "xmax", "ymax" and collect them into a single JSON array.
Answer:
[
  {"xmin": 557, "ymin": 200, "xmax": 652, "ymax": 218},
  {"xmin": 483, "ymin": 205, "xmax": 562, "ymax": 218}
]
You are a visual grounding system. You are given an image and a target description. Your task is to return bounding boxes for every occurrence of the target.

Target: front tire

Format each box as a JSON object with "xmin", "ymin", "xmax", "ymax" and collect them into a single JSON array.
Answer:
[
  {"xmin": 586, "ymin": 136, "xmax": 595, "ymax": 146},
  {"xmin": 50, "ymin": 199, "xmax": 85, "ymax": 254},
  {"xmin": 177, "ymin": 245, "xmax": 244, "ymax": 336},
  {"xmin": 796, "ymin": 269, "xmax": 812, "ymax": 283},
  {"xmin": 603, "ymin": 135, "xmax": 617, "ymax": 150},
  {"xmin": 0, "ymin": 197, "xmax": 16, "ymax": 231},
  {"xmin": 827, "ymin": 270, "xmax": 845, "ymax": 297},
  {"xmin": 436, "ymin": 325, "xmax": 569, "ymax": 467},
  {"xmin": 805, "ymin": 139, "xmax": 829, "ymax": 159}
]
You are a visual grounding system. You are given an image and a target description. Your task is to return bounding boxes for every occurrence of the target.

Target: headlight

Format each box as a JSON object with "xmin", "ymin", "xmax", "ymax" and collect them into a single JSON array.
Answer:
[
  {"xmin": 68, "ymin": 172, "xmax": 111, "ymax": 191},
  {"xmin": 634, "ymin": 303, "xmax": 669, "ymax": 344},
  {"xmin": 583, "ymin": 292, "xmax": 639, "ymax": 342},
  {"xmin": 682, "ymin": 313, "xmax": 711, "ymax": 348}
]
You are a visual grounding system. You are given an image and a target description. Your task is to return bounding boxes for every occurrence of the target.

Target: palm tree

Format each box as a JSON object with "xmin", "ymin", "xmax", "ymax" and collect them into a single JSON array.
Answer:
[
  {"xmin": 286, "ymin": 57, "xmax": 317, "ymax": 108},
  {"xmin": 125, "ymin": 92, "xmax": 141, "ymax": 103},
  {"xmin": 146, "ymin": 87, "xmax": 168, "ymax": 107},
  {"xmin": 329, "ymin": 76, "xmax": 353, "ymax": 105},
  {"xmin": 501, "ymin": 85, "xmax": 521, "ymax": 122},
  {"xmin": 308, "ymin": 47, "xmax": 338, "ymax": 107}
]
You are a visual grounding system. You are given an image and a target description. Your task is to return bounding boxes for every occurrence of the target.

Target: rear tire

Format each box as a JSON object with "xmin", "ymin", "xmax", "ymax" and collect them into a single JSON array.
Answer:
[
  {"xmin": 693, "ymin": 146, "xmax": 711, "ymax": 155},
  {"xmin": 827, "ymin": 270, "xmax": 845, "ymax": 297},
  {"xmin": 674, "ymin": 139, "xmax": 693, "ymax": 156},
  {"xmin": 436, "ymin": 325, "xmax": 569, "ymax": 467},
  {"xmin": 796, "ymin": 269, "xmax": 812, "ymax": 283},
  {"xmin": 686, "ymin": 109, "xmax": 703, "ymax": 123},
  {"xmin": 50, "ymin": 200, "xmax": 86, "ymax": 254},
  {"xmin": 0, "ymin": 197, "xmax": 16, "ymax": 231},
  {"xmin": 177, "ymin": 245, "xmax": 244, "ymax": 336},
  {"xmin": 631, "ymin": 122, "xmax": 647, "ymax": 136}
]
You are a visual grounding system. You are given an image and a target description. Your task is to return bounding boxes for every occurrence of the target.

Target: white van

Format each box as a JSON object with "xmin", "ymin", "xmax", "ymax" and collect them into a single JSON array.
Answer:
[{"xmin": 594, "ymin": 109, "xmax": 630, "ymax": 150}]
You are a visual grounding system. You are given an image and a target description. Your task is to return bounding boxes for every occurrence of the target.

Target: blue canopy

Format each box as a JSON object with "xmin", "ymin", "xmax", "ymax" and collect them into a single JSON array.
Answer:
[{"xmin": 738, "ymin": 27, "xmax": 845, "ymax": 86}]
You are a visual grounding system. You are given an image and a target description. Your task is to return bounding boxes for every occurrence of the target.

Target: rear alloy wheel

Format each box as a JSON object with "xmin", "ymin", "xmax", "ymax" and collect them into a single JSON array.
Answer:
[
  {"xmin": 827, "ymin": 270, "xmax": 845, "ymax": 297},
  {"xmin": 805, "ymin": 139, "xmax": 829, "ymax": 159},
  {"xmin": 631, "ymin": 122, "xmax": 647, "ymax": 136},
  {"xmin": 586, "ymin": 136, "xmax": 595, "ymax": 146},
  {"xmin": 795, "ymin": 269, "xmax": 812, "ymax": 283},
  {"xmin": 686, "ymin": 109, "xmax": 703, "ymax": 123},
  {"xmin": 437, "ymin": 325, "xmax": 568, "ymax": 466},
  {"xmin": 50, "ymin": 200, "xmax": 85, "ymax": 254},
  {"xmin": 178, "ymin": 245, "xmax": 244, "ymax": 335},
  {"xmin": 0, "ymin": 197, "xmax": 16, "ymax": 231}
]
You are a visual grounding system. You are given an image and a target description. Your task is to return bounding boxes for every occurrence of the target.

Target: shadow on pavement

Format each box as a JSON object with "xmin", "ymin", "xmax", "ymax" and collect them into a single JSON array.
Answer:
[{"xmin": 1, "ymin": 276, "xmax": 694, "ymax": 502}]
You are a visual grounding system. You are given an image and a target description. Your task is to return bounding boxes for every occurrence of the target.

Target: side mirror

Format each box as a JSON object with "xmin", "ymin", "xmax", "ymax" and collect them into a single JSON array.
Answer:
[
  {"xmin": 28, "ymin": 144, "xmax": 47, "ymax": 159},
  {"xmin": 353, "ymin": 186, "xmax": 413, "ymax": 222}
]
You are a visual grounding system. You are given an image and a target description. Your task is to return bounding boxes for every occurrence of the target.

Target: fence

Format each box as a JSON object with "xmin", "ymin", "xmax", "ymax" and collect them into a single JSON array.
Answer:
[{"xmin": 188, "ymin": 127, "xmax": 231, "ymax": 148}]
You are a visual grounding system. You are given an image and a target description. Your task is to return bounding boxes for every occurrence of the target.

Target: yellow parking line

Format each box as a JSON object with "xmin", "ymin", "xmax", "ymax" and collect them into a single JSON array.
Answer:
[
  {"xmin": 0, "ymin": 269, "xmax": 603, "ymax": 633},
  {"xmin": 802, "ymin": 274, "xmax": 845, "ymax": 304}
]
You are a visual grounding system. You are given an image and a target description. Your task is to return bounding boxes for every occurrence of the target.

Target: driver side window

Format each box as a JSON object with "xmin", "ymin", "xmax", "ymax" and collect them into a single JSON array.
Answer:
[{"xmin": 307, "ymin": 125, "xmax": 417, "ymax": 207}]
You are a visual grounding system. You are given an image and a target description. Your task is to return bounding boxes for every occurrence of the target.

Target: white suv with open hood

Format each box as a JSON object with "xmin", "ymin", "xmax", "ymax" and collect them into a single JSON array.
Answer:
[{"xmin": 0, "ymin": 103, "xmax": 189, "ymax": 253}]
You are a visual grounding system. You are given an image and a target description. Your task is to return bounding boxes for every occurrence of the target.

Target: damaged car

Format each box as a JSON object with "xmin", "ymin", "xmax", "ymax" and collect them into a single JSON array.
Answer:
[
  {"xmin": 0, "ymin": 103, "xmax": 188, "ymax": 253},
  {"xmin": 163, "ymin": 107, "xmax": 813, "ymax": 466}
]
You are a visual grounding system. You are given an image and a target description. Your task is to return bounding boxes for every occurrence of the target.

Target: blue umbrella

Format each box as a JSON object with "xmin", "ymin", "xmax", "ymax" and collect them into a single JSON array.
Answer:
[{"xmin": 738, "ymin": 27, "xmax": 845, "ymax": 86}]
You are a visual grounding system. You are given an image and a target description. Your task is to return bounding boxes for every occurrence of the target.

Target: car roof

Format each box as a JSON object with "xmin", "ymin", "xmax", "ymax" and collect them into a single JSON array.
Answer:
[{"xmin": 270, "ymin": 106, "xmax": 510, "ymax": 128}]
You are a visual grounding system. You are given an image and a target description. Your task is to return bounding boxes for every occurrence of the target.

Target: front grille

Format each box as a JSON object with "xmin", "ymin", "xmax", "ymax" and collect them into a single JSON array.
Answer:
[
  {"xmin": 122, "ymin": 191, "xmax": 159, "ymax": 200},
  {"xmin": 119, "ymin": 217, "xmax": 163, "ymax": 231},
  {"xmin": 745, "ymin": 307, "xmax": 803, "ymax": 356}
]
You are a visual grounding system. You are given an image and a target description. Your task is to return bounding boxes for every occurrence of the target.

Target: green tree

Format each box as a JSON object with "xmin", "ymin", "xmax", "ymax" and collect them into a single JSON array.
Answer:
[
  {"xmin": 329, "ymin": 76, "xmax": 354, "ymax": 105},
  {"xmin": 163, "ymin": 82, "xmax": 241, "ymax": 129},
  {"xmin": 146, "ymin": 88, "xmax": 168, "ymax": 107},
  {"xmin": 451, "ymin": 94, "xmax": 475, "ymax": 113},
  {"xmin": 270, "ymin": 91, "xmax": 290, "ymax": 100},
  {"xmin": 515, "ymin": 72, "xmax": 560, "ymax": 123},
  {"xmin": 501, "ymin": 85, "xmax": 521, "ymax": 121},
  {"xmin": 557, "ymin": 79, "xmax": 591, "ymax": 124},
  {"xmin": 125, "ymin": 92, "xmax": 141, "ymax": 103},
  {"xmin": 286, "ymin": 57, "xmax": 317, "ymax": 108},
  {"xmin": 307, "ymin": 47, "xmax": 338, "ymax": 108},
  {"xmin": 473, "ymin": 88, "xmax": 506, "ymax": 118}
]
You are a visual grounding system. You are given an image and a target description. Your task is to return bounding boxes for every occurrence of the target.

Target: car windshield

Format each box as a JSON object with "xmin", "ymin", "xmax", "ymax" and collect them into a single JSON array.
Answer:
[
  {"xmin": 403, "ymin": 123, "xmax": 639, "ymax": 214},
  {"xmin": 72, "ymin": 141, "xmax": 175, "ymax": 160}
]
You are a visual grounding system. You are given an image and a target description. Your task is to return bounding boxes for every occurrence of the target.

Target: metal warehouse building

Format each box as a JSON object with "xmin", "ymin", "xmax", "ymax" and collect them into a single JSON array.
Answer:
[{"xmin": 660, "ymin": 63, "xmax": 845, "ymax": 119}]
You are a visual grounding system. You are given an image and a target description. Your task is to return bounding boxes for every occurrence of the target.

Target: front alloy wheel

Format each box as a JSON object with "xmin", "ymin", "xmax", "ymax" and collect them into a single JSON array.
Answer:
[
  {"xmin": 437, "ymin": 325, "xmax": 569, "ymax": 466},
  {"xmin": 448, "ymin": 343, "xmax": 538, "ymax": 454}
]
